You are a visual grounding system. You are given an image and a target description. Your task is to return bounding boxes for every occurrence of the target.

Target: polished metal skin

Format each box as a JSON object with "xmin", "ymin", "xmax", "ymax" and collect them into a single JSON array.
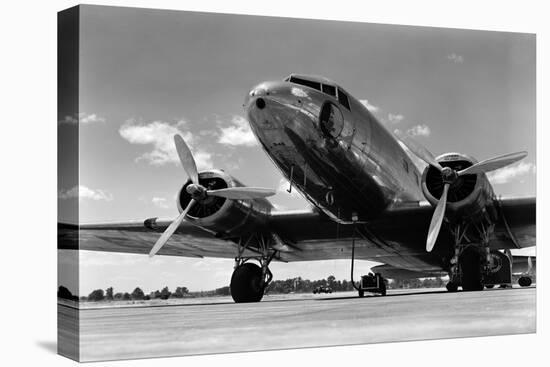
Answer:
[{"xmin": 244, "ymin": 74, "xmax": 425, "ymax": 223}]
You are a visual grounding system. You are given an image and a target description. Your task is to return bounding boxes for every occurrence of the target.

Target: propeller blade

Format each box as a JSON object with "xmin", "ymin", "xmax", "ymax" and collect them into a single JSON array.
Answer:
[
  {"xmin": 457, "ymin": 151, "xmax": 527, "ymax": 176},
  {"xmin": 426, "ymin": 183, "xmax": 450, "ymax": 252},
  {"xmin": 395, "ymin": 131, "xmax": 443, "ymax": 171},
  {"xmin": 149, "ymin": 199, "xmax": 196, "ymax": 257},
  {"xmin": 206, "ymin": 187, "xmax": 276, "ymax": 200},
  {"xmin": 174, "ymin": 134, "xmax": 199, "ymax": 185}
]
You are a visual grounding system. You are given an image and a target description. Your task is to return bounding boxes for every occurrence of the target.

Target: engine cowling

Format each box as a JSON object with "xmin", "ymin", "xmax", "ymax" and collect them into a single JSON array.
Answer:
[
  {"xmin": 177, "ymin": 169, "xmax": 273, "ymax": 237},
  {"xmin": 421, "ymin": 153, "xmax": 496, "ymax": 222}
]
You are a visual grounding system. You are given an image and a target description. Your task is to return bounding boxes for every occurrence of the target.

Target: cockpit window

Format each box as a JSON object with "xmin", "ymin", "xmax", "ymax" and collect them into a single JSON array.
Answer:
[
  {"xmin": 337, "ymin": 88, "xmax": 351, "ymax": 110},
  {"xmin": 322, "ymin": 84, "xmax": 336, "ymax": 96},
  {"xmin": 289, "ymin": 76, "xmax": 322, "ymax": 91},
  {"xmin": 319, "ymin": 102, "xmax": 344, "ymax": 139}
]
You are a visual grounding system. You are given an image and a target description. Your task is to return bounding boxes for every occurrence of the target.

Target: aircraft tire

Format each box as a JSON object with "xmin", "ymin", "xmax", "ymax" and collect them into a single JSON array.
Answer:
[
  {"xmin": 380, "ymin": 281, "xmax": 387, "ymax": 296},
  {"xmin": 460, "ymin": 248, "xmax": 484, "ymax": 291},
  {"xmin": 446, "ymin": 281, "xmax": 459, "ymax": 292},
  {"xmin": 518, "ymin": 276, "xmax": 532, "ymax": 287},
  {"xmin": 230, "ymin": 263, "xmax": 264, "ymax": 303},
  {"xmin": 485, "ymin": 284, "xmax": 495, "ymax": 289}
]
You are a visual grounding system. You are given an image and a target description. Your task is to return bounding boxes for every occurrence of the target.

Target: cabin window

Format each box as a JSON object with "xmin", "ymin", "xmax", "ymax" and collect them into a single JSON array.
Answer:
[
  {"xmin": 289, "ymin": 76, "xmax": 321, "ymax": 91},
  {"xmin": 319, "ymin": 102, "xmax": 344, "ymax": 138},
  {"xmin": 322, "ymin": 84, "xmax": 336, "ymax": 96},
  {"xmin": 337, "ymin": 88, "xmax": 351, "ymax": 110}
]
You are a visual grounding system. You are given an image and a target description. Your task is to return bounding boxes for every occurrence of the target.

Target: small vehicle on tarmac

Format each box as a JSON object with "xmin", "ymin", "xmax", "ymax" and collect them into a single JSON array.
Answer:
[
  {"xmin": 358, "ymin": 273, "xmax": 387, "ymax": 297},
  {"xmin": 313, "ymin": 286, "xmax": 333, "ymax": 294}
]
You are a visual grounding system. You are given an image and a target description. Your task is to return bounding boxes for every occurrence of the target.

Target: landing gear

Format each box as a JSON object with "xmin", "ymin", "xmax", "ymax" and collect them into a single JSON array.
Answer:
[
  {"xmin": 460, "ymin": 247, "xmax": 484, "ymax": 291},
  {"xmin": 447, "ymin": 219, "xmax": 507, "ymax": 292},
  {"xmin": 230, "ymin": 234, "xmax": 276, "ymax": 303},
  {"xmin": 230, "ymin": 263, "xmax": 264, "ymax": 303},
  {"xmin": 446, "ymin": 281, "xmax": 459, "ymax": 292},
  {"xmin": 518, "ymin": 276, "xmax": 532, "ymax": 287},
  {"xmin": 485, "ymin": 284, "xmax": 495, "ymax": 289}
]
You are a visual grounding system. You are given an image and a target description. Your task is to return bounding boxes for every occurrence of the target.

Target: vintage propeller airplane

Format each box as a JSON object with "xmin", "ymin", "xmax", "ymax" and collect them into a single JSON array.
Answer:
[{"xmin": 59, "ymin": 74, "xmax": 536, "ymax": 302}]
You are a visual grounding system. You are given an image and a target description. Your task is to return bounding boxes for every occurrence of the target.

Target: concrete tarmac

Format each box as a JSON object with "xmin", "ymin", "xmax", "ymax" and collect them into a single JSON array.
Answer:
[{"xmin": 59, "ymin": 287, "xmax": 536, "ymax": 362}]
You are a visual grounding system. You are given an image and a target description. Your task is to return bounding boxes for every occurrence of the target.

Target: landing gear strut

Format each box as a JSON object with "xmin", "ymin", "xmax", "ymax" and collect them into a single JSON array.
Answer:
[
  {"xmin": 230, "ymin": 234, "xmax": 275, "ymax": 303},
  {"xmin": 447, "ymin": 220, "xmax": 500, "ymax": 292}
]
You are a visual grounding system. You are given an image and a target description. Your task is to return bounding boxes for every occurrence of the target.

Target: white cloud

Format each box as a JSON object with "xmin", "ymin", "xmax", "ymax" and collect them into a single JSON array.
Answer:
[
  {"xmin": 217, "ymin": 115, "xmax": 258, "ymax": 147},
  {"xmin": 388, "ymin": 113, "xmax": 404, "ymax": 124},
  {"xmin": 152, "ymin": 196, "xmax": 170, "ymax": 209},
  {"xmin": 119, "ymin": 119, "xmax": 213, "ymax": 168},
  {"xmin": 59, "ymin": 112, "xmax": 106, "ymax": 125},
  {"xmin": 80, "ymin": 113, "xmax": 106, "ymax": 124},
  {"xmin": 58, "ymin": 185, "xmax": 113, "ymax": 201},
  {"xmin": 60, "ymin": 115, "xmax": 78, "ymax": 124},
  {"xmin": 359, "ymin": 99, "xmax": 379, "ymax": 112},
  {"xmin": 487, "ymin": 162, "xmax": 535, "ymax": 184},
  {"xmin": 407, "ymin": 124, "xmax": 431, "ymax": 137},
  {"xmin": 447, "ymin": 53, "xmax": 464, "ymax": 64}
]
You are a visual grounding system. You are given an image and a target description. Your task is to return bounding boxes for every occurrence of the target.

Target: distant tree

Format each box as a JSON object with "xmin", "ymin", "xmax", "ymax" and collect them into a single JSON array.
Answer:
[
  {"xmin": 143, "ymin": 295, "xmax": 151, "ymax": 300},
  {"xmin": 105, "ymin": 287, "xmax": 114, "ymax": 301},
  {"xmin": 122, "ymin": 292, "xmax": 131, "ymax": 301},
  {"xmin": 327, "ymin": 275, "xmax": 336, "ymax": 288},
  {"xmin": 58, "ymin": 286, "xmax": 73, "ymax": 300},
  {"xmin": 114, "ymin": 292, "xmax": 124, "ymax": 300},
  {"xmin": 173, "ymin": 286, "xmax": 189, "ymax": 298},
  {"xmin": 160, "ymin": 286, "xmax": 171, "ymax": 300},
  {"xmin": 131, "ymin": 287, "xmax": 145, "ymax": 300},
  {"xmin": 88, "ymin": 289, "xmax": 105, "ymax": 302},
  {"xmin": 341, "ymin": 279, "xmax": 349, "ymax": 291},
  {"xmin": 151, "ymin": 290, "xmax": 162, "ymax": 299},
  {"xmin": 215, "ymin": 286, "xmax": 230, "ymax": 296},
  {"xmin": 80, "ymin": 296, "xmax": 88, "ymax": 302}
]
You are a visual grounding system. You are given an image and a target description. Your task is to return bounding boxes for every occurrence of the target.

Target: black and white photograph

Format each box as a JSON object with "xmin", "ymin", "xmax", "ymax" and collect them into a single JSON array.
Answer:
[
  {"xmin": 3, "ymin": 1, "xmax": 548, "ymax": 367},
  {"xmin": 56, "ymin": 4, "xmax": 538, "ymax": 362}
]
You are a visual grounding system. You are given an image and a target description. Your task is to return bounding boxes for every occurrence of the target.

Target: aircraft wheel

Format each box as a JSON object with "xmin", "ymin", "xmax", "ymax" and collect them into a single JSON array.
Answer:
[
  {"xmin": 380, "ymin": 282, "xmax": 387, "ymax": 296},
  {"xmin": 485, "ymin": 284, "xmax": 495, "ymax": 289},
  {"xmin": 460, "ymin": 248, "xmax": 484, "ymax": 291},
  {"xmin": 230, "ymin": 263, "xmax": 264, "ymax": 303},
  {"xmin": 518, "ymin": 276, "xmax": 532, "ymax": 287},
  {"xmin": 446, "ymin": 281, "xmax": 459, "ymax": 292}
]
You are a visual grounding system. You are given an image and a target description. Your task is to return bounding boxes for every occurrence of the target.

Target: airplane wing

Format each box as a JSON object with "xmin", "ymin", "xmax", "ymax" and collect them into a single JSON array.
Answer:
[
  {"xmin": 59, "ymin": 196, "xmax": 535, "ymax": 271},
  {"xmin": 58, "ymin": 220, "xmax": 260, "ymax": 259}
]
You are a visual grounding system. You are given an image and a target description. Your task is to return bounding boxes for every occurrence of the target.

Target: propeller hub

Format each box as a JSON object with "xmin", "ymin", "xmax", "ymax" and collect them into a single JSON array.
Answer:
[
  {"xmin": 441, "ymin": 167, "xmax": 458, "ymax": 184},
  {"xmin": 186, "ymin": 183, "xmax": 207, "ymax": 201}
]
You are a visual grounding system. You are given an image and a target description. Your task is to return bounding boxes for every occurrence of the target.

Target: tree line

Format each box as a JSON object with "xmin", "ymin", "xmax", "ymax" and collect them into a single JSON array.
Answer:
[{"xmin": 58, "ymin": 275, "xmax": 453, "ymax": 302}]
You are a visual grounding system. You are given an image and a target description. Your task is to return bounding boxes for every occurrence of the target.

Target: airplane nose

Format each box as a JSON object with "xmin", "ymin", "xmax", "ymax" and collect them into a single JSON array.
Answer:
[
  {"xmin": 244, "ymin": 80, "xmax": 297, "ymax": 116},
  {"xmin": 244, "ymin": 86, "xmax": 267, "ymax": 108}
]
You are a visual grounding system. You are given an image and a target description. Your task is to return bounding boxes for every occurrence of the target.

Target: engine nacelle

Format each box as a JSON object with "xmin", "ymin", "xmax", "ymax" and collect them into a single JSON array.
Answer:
[
  {"xmin": 177, "ymin": 169, "xmax": 273, "ymax": 237},
  {"xmin": 421, "ymin": 152, "xmax": 497, "ymax": 222}
]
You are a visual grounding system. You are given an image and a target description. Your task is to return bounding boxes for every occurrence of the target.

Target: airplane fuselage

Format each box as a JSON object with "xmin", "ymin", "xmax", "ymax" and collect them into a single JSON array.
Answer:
[{"xmin": 245, "ymin": 74, "xmax": 424, "ymax": 223}]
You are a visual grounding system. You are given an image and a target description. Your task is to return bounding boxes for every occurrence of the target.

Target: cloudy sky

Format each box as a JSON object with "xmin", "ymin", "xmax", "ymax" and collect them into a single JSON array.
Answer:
[{"xmin": 58, "ymin": 6, "xmax": 535, "ymax": 296}]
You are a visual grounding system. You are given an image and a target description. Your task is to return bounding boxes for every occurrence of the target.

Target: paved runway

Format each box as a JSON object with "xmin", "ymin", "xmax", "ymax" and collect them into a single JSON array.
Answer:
[{"xmin": 59, "ymin": 287, "xmax": 536, "ymax": 362}]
